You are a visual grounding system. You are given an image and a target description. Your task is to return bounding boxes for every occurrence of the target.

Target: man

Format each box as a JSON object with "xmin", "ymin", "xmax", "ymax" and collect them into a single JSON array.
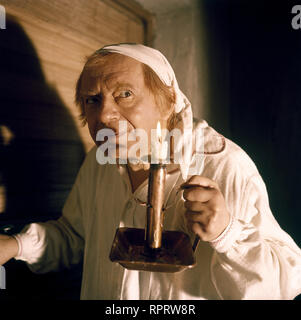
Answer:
[{"xmin": 0, "ymin": 43, "xmax": 301, "ymax": 299}]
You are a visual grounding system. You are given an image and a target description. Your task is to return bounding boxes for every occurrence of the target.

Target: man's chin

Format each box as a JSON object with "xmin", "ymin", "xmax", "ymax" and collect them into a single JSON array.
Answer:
[{"xmin": 95, "ymin": 142, "xmax": 151, "ymax": 165}]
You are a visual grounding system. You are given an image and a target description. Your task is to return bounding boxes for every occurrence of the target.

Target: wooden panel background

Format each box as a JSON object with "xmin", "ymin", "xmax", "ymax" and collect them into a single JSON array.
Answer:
[{"xmin": 0, "ymin": 0, "xmax": 148, "ymax": 224}]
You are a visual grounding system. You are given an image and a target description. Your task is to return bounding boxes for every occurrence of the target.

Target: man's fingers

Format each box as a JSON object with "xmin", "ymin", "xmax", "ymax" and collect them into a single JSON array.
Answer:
[
  {"xmin": 189, "ymin": 222, "xmax": 204, "ymax": 237},
  {"xmin": 183, "ymin": 186, "xmax": 218, "ymax": 202},
  {"xmin": 181, "ymin": 176, "xmax": 219, "ymax": 202},
  {"xmin": 182, "ymin": 176, "xmax": 219, "ymax": 189},
  {"xmin": 184, "ymin": 210, "xmax": 211, "ymax": 223},
  {"xmin": 186, "ymin": 221, "xmax": 215, "ymax": 242},
  {"xmin": 184, "ymin": 200, "xmax": 208, "ymax": 212},
  {"xmin": 185, "ymin": 211, "xmax": 220, "ymax": 242}
]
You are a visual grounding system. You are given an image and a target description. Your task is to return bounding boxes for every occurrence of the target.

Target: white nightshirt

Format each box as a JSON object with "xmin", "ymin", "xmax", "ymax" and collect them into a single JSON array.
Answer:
[{"xmin": 13, "ymin": 120, "xmax": 301, "ymax": 300}]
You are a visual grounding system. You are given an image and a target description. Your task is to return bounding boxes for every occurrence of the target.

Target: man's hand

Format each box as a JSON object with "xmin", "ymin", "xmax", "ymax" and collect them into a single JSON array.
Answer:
[
  {"xmin": 182, "ymin": 176, "xmax": 230, "ymax": 242},
  {"xmin": 0, "ymin": 234, "xmax": 18, "ymax": 265}
]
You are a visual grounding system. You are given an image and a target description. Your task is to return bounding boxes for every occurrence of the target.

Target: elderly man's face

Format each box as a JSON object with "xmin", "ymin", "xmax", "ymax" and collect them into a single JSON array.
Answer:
[{"xmin": 80, "ymin": 55, "xmax": 166, "ymax": 161}]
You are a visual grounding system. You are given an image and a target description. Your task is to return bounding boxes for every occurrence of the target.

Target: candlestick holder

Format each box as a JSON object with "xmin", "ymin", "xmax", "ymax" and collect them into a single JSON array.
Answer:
[
  {"xmin": 145, "ymin": 163, "xmax": 166, "ymax": 250},
  {"xmin": 109, "ymin": 162, "xmax": 199, "ymax": 273}
]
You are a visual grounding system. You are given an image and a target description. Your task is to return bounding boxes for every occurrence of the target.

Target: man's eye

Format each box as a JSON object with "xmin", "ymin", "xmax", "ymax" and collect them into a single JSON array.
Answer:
[
  {"xmin": 85, "ymin": 97, "xmax": 100, "ymax": 105},
  {"xmin": 119, "ymin": 91, "xmax": 132, "ymax": 98}
]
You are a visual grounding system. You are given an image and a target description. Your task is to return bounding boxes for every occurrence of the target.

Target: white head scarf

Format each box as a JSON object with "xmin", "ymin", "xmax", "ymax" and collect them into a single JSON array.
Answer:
[{"xmin": 96, "ymin": 43, "xmax": 194, "ymax": 179}]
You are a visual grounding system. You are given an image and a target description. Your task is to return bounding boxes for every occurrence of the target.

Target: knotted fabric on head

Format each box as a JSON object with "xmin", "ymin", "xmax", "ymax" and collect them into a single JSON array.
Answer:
[{"xmin": 96, "ymin": 43, "xmax": 194, "ymax": 179}]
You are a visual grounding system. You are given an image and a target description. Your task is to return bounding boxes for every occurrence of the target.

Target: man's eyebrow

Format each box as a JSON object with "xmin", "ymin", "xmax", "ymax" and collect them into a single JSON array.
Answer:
[
  {"xmin": 80, "ymin": 82, "xmax": 135, "ymax": 96},
  {"xmin": 114, "ymin": 82, "xmax": 136, "ymax": 89},
  {"xmin": 103, "ymin": 72, "xmax": 136, "ymax": 89},
  {"xmin": 80, "ymin": 91, "xmax": 100, "ymax": 97},
  {"xmin": 105, "ymin": 80, "xmax": 136, "ymax": 90}
]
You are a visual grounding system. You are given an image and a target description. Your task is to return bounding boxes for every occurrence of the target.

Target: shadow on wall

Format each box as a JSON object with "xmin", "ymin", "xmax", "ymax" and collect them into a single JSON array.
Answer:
[{"xmin": 0, "ymin": 15, "xmax": 85, "ymax": 299}]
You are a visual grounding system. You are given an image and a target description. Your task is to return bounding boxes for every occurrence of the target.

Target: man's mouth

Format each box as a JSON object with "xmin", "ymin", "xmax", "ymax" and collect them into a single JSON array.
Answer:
[
  {"xmin": 95, "ymin": 121, "xmax": 136, "ymax": 149},
  {"xmin": 107, "ymin": 130, "xmax": 128, "ymax": 143}
]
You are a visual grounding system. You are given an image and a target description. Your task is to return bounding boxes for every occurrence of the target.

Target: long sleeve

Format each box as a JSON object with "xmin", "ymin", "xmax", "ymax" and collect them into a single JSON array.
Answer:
[
  {"xmin": 209, "ymin": 173, "xmax": 301, "ymax": 300},
  {"xmin": 13, "ymin": 177, "xmax": 84, "ymax": 273},
  {"xmin": 13, "ymin": 147, "xmax": 97, "ymax": 274}
]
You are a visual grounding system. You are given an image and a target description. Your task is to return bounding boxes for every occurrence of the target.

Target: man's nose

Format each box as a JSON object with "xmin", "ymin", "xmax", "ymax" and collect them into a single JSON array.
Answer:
[{"xmin": 98, "ymin": 97, "xmax": 120, "ymax": 125}]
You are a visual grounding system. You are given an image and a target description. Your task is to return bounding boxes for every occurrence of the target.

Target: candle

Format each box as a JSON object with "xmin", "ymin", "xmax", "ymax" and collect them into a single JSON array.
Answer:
[{"xmin": 151, "ymin": 121, "xmax": 168, "ymax": 164}]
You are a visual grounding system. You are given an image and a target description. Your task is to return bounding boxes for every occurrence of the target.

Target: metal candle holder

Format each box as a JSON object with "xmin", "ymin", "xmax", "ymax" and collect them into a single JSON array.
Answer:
[
  {"xmin": 109, "ymin": 162, "xmax": 198, "ymax": 273},
  {"xmin": 109, "ymin": 122, "xmax": 198, "ymax": 272},
  {"xmin": 145, "ymin": 163, "xmax": 166, "ymax": 250}
]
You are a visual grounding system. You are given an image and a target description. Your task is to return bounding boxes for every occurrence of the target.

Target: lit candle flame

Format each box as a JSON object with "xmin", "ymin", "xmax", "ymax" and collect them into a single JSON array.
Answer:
[{"xmin": 151, "ymin": 121, "xmax": 167, "ymax": 163}]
